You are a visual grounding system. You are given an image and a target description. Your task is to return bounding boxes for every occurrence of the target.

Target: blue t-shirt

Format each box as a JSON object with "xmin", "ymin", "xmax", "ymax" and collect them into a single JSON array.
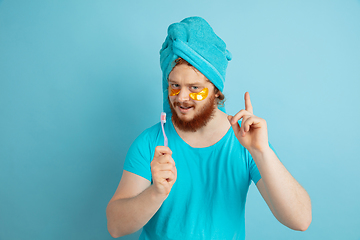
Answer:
[{"xmin": 124, "ymin": 119, "xmax": 262, "ymax": 240}]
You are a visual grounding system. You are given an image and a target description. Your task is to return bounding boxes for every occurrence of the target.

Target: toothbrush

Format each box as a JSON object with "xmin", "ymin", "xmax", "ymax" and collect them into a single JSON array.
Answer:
[{"xmin": 161, "ymin": 112, "xmax": 168, "ymax": 147}]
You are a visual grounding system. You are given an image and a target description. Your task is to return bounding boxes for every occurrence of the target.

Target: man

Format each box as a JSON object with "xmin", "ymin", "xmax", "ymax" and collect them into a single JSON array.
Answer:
[{"xmin": 106, "ymin": 17, "xmax": 312, "ymax": 239}]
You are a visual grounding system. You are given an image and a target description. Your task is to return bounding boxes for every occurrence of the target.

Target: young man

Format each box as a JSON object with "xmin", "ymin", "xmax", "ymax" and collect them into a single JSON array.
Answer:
[{"xmin": 106, "ymin": 17, "xmax": 312, "ymax": 239}]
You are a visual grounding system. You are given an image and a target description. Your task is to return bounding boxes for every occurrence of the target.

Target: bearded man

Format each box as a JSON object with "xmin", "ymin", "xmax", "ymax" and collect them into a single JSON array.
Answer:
[{"xmin": 106, "ymin": 16, "xmax": 312, "ymax": 240}]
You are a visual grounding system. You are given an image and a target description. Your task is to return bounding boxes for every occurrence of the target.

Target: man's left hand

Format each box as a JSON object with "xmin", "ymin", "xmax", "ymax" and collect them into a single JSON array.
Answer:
[{"xmin": 227, "ymin": 92, "xmax": 269, "ymax": 154}]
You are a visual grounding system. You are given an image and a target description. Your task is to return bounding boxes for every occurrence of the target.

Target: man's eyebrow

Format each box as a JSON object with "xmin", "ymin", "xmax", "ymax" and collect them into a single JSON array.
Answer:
[{"xmin": 168, "ymin": 80, "xmax": 204, "ymax": 85}]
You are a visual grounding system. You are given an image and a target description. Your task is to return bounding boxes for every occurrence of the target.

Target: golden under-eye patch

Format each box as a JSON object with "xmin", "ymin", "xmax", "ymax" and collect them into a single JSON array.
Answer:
[
  {"xmin": 189, "ymin": 88, "xmax": 208, "ymax": 101},
  {"xmin": 169, "ymin": 87, "xmax": 180, "ymax": 96},
  {"xmin": 169, "ymin": 86, "xmax": 209, "ymax": 101}
]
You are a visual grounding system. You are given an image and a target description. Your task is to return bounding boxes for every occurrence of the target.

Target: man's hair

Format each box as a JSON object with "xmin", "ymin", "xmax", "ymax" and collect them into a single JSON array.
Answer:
[{"xmin": 172, "ymin": 58, "xmax": 225, "ymax": 107}]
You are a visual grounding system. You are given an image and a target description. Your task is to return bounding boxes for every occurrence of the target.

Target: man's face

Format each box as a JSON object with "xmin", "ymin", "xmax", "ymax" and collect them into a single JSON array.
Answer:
[{"xmin": 168, "ymin": 64, "xmax": 218, "ymax": 132}]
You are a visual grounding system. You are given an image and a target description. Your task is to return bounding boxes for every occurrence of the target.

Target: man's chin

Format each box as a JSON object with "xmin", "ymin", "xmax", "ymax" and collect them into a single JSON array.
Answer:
[
  {"xmin": 170, "ymin": 98, "xmax": 216, "ymax": 132},
  {"xmin": 175, "ymin": 109, "xmax": 195, "ymax": 120},
  {"xmin": 176, "ymin": 114, "xmax": 194, "ymax": 123}
]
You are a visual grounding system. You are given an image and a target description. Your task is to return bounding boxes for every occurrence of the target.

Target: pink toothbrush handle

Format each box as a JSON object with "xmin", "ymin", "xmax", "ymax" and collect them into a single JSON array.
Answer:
[{"xmin": 161, "ymin": 122, "xmax": 168, "ymax": 147}]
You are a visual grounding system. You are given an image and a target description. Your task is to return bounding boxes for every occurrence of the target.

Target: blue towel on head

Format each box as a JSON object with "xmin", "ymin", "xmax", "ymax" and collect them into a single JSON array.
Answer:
[{"xmin": 160, "ymin": 16, "xmax": 232, "ymax": 114}]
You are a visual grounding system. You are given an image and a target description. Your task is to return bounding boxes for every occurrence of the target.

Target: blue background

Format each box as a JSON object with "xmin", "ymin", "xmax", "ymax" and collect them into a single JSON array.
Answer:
[{"xmin": 1, "ymin": 0, "xmax": 359, "ymax": 239}]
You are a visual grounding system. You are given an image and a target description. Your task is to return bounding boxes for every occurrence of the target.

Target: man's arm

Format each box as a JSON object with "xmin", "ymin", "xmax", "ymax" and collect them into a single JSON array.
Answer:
[
  {"xmin": 106, "ymin": 146, "xmax": 177, "ymax": 238},
  {"xmin": 106, "ymin": 170, "xmax": 159, "ymax": 238},
  {"xmin": 228, "ymin": 92, "xmax": 311, "ymax": 231},
  {"xmin": 253, "ymin": 148, "xmax": 312, "ymax": 231}
]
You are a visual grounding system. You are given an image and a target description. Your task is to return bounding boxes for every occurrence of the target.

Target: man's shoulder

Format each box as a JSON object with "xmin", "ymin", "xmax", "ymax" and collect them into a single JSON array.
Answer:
[
  {"xmin": 142, "ymin": 121, "xmax": 162, "ymax": 135},
  {"xmin": 126, "ymin": 122, "xmax": 163, "ymax": 157},
  {"xmin": 134, "ymin": 122, "xmax": 162, "ymax": 143}
]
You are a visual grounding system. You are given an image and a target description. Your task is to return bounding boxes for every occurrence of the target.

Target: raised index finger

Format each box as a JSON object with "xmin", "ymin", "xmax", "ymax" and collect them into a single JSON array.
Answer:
[{"xmin": 244, "ymin": 92, "xmax": 253, "ymax": 114}]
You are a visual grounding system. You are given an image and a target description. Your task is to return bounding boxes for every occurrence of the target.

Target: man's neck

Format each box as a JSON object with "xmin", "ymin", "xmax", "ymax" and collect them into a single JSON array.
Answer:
[{"xmin": 173, "ymin": 109, "xmax": 231, "ymax": 148}]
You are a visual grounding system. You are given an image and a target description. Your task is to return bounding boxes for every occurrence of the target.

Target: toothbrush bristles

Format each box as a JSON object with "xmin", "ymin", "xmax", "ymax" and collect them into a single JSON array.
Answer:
[{"xmin": 161, "ymin": 112, "xmax": 166, "ymax": 123}]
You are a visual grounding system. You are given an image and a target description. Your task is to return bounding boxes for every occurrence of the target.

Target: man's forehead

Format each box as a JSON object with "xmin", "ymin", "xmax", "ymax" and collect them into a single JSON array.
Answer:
[
  {"xmin": 168, "ymin": 78, "xmax": 208, "ymax": 85},
  {"xmin": 168, "ymin": 72, "xmax": 211, "ymax": 85}
]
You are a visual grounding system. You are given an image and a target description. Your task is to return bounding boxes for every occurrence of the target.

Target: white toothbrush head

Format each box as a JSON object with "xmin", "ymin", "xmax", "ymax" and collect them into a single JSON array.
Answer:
[{"xmin": 161, "ymin": 112, "xmax": 166, "ymax": 123}]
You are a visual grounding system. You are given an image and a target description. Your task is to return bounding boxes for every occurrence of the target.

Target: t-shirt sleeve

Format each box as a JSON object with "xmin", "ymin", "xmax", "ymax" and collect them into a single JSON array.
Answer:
[
  {"xmin": 247, "ymin": 142, "xmax": 278, "ymax": 185},
  {"xmin": 123, "ymin": 131, "xmax": 154, "ymax": 182}
]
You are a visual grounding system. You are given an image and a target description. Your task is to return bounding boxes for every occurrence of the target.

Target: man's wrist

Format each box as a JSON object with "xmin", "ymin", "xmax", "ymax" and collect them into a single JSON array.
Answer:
[
  {"xmin": 249, "ymin": 145, "xmax": 272, "ymax": 162},
  {"xmin": 148, "ymin": 185, "xmax": 169, "ymax": 203}
]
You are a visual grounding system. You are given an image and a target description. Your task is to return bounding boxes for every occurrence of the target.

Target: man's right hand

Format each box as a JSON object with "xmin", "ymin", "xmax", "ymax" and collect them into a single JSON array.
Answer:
[
  {"xmin": 150, "ymin": 146, "xmax": 177, "ymax": 197},
  {"xmin": 107, "ymin": 147, "xmax": 177, "ymax": 238}
]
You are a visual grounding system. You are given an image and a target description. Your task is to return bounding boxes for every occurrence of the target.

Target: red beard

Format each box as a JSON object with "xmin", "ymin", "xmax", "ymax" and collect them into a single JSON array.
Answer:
[{"xmin": 169, "ymin": 94, "xmax": 217, "ymax": 132}]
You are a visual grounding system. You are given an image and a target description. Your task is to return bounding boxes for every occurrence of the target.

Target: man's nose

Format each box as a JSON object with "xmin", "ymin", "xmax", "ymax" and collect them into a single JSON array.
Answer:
[{"xmin": 177, "ymin": 88, "xmax": 190, "ymax": 102}]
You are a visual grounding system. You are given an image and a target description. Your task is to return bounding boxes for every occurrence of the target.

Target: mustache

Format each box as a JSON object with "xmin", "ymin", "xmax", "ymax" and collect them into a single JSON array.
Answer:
[{"xmin": 173, "ymin": 101, "xmax": 194, "ymax": 108}]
